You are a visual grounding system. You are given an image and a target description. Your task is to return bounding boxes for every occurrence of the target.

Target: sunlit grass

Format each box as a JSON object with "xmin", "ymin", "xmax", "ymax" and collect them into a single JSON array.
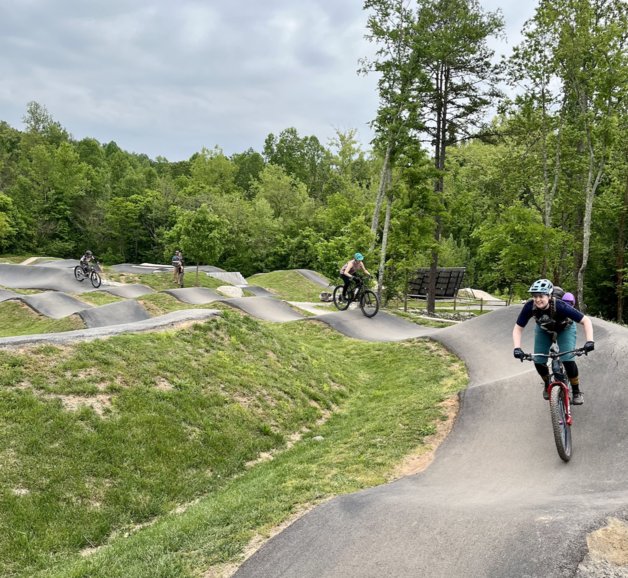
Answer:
[{"xmin": 247, "ymin": 270, "xmax": 330, "ymax": 302}]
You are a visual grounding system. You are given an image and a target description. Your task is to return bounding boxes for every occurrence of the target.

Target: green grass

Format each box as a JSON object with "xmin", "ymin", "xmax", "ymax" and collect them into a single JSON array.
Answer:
[
  {"xmin": 75, "ymin": 292, "xmax": 123, "ymax": 307},
  {"xmin": 0, "ymin": 301, "xmax": 85, "ymax": 337},
  {"xmin": 247, "ymin": 270, "xmax": 330, "ymax": 302},
  {"xmin": 0, "ymin": 311, "xmax": 466, "ymax": 578}
]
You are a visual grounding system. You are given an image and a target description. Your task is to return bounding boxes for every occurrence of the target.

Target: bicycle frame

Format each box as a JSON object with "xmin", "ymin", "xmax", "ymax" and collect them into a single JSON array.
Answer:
[
  {"xmin": 527, "ymin": 345, "xmax": 586, "ymax": 425},
  {"xmin": 520, "ymin": 343, "xmax": 588, "ymax": 462}
]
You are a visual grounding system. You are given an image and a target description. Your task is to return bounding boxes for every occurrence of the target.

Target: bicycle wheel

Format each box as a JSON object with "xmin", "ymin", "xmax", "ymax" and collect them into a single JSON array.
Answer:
[
  {"xmin": 90, "ymin": 271, "xmax": 102, "ymax": 288},
  {"xmin": 549, "ymin": 385, "xmax": 572, "ymax": 462},
  {"xmin": 333, "ymin": 285, "xmax": 350, "ymax": 311},
  {"xmin": 74, "ymin": 265, "xmax": 86, "ymax": 282},
  {"xmin": 178, "ymin": 270, "xmax": 184, "ymax": 288},
  {"xmin": 360, "ymin": 289, "xmax": 379, "ymax": 318}
]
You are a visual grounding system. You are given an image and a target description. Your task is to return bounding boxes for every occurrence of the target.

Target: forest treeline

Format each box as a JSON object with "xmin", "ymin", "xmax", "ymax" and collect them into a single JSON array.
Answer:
[{"xmin": 0, "ymin": 0, "xmax": 626, "ymax": 320}]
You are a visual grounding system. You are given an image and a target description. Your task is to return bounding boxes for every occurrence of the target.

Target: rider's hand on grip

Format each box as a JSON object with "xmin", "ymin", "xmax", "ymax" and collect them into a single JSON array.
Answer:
[
  {"xmin": 583, "ymin": 341, "xmax": 595, "ymax": 353},
  {"xmin": 513, "ymin": 347, "xmax": 525, "ymax": 361}
]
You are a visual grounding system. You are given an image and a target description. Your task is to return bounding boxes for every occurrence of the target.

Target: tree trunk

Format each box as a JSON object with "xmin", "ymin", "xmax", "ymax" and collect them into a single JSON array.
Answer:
[
  {"xmin": 377, "ymin": 193, "xmax": 393, "ymax": 299},
  {"xmin": 577, "ymin": 139, "xmax": 605, "ymax": 310},
  {"xmin": 616, "ymin": 160, "xmax": 628, "ymax": 322},
  {"xmin": 370, "ymin": 143, "xmax": 393, "ymax": 250}
]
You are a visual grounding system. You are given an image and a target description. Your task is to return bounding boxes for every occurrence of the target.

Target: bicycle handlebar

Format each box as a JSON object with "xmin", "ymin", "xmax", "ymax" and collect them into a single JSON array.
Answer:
[{"xmin": 519, "ymin": 347, "xmax": 588, "ymax": 362}]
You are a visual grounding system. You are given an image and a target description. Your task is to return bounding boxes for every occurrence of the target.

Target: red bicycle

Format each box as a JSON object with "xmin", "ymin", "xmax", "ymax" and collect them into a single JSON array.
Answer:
[{"xmin": 520, "ymin": 343, "xmax": 589, "ymax": 462}]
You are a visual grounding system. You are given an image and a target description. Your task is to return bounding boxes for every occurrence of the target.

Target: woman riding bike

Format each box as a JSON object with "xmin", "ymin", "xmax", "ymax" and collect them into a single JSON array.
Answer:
[
  {"xmin": 339, "ymin": 252, "xmax": 370, "ymax": 300},
  {"xmin": 512, "ymin": 279, "xmax": 594, "ymax": 405}
]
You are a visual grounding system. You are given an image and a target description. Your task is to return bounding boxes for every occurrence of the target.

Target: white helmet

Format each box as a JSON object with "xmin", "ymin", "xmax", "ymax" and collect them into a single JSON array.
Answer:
[{"xmin": 528, "ymin": 278, "xmax": 553, "ymax": 295}]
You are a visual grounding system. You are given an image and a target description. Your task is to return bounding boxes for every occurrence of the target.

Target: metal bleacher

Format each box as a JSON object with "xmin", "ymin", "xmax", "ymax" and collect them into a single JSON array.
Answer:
[{"xmin": 408, "ymin": 267, "xmax": 466, "ymax": 299}]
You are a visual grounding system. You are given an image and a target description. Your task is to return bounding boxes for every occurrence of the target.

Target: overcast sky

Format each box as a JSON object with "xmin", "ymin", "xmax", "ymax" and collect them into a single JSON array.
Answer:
[{"xmin": 1, "ymin": 1, "xmax": 538, "ymax": 161}]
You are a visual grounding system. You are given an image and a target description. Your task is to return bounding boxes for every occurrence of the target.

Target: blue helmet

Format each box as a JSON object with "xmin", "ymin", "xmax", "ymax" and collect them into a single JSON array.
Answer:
[
  {"xmin": 354, "ymin": 252, "xmax": 364, "ymax": 261},
  {"xmin": 528, "ymin": 278, "xmax": 553, "ymax": 295}
]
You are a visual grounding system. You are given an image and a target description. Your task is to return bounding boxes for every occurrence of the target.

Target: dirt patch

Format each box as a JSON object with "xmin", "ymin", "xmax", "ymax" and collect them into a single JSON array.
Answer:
[
  {"xmin": 56, "ymin": 394, "xmax": 112, "ymax": 416},
  {"xmin": 587, "ymin": 517, "xmax": 628, "ymax": 566},
  {"xmin": 390, "ymin": 394, "xmax": 459, "ymax": 479}
]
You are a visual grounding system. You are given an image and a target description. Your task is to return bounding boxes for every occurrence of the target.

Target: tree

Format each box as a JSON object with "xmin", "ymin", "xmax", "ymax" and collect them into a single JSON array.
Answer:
[
  {"xmin": 411, "ymin": 0, "xmax": 504, "ymax": 312},
  {"xmin": 231, "ymin": 148, "xmax": 265, "ymax": 198},
  {"xmin": 507, "ymin": 0, "xmax": 628, "ymax": 309},
  {"xmin": 167, "ymin": 204, "xmax": 228, "ymax": 285},
  {"xmin": 263, "ymin": 128, "xmax": 330, "ymax": 199},
  {"xmin": 0, "ymin": 192, "xmax": 16, "ymax": 250}
]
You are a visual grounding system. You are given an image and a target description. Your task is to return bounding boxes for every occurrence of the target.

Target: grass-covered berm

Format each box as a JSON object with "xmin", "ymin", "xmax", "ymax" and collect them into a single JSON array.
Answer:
[{"xmin": 0, "ymin": 310, "xmax": 466, "ymax": 578}]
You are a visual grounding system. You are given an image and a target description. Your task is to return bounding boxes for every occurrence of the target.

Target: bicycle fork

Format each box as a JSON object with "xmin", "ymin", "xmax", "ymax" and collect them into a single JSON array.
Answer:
[{"xmin": 547, "ymin": 380, "xmax": 572, "ymax": 426}]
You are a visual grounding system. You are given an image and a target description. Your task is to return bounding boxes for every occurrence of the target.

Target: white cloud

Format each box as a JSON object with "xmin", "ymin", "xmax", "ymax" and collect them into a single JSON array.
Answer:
[{"xmin": 0, "ymin": 0, "xmax": 538, "ymax": 160}]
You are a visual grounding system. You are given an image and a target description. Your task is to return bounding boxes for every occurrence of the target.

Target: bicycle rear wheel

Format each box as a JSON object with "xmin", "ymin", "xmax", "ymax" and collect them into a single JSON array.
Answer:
[
  {"xmin": 333, "ymin": 285, "xmax": 350, "ymax": 311},
  {"xmin": 549, "ymin": 385, "xmax": 572, "ymax": 462},
  {"xmin": 90, "ymin": 271, "xmax": 102, "ymax": 288},
  {"xmin": 74, "ymin": 265, "xmax": 86, "ymax": 282},
  {"xmin": 360, "ymin": 289, "xmax": 379, "ymax": 318}
]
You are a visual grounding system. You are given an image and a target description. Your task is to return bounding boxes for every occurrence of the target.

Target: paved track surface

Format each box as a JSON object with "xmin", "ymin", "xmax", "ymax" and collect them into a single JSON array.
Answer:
[
  {"xmin": 225, "ymin": 296, "xmax": 305, "ymax": 322},
  {"xmin": 0, "ymin": 288, "xmax": 19, "ymax": 302},
  {"xmin": 242, "ymin": 285, "xmax": 276, "ymax": 298},
  {"xmin": 0, "ymin": 264, "xmax": 94, "ymax": 293},
  {"xmin": 163, "ymin": 287, "xmax": 222, "ymax": 304},
  {"xmin": 78, "ymin": 300, "xmax": 152, "ymax": 328},
  {"xmin": 235, "ymin": 306, "xmax": 628, "ymax": 578},
  {"xmin": 310, "ymin": 308, "xmax": 436, "ymax": 342},
  {"xmin": 295, "ymin": 269, "xmax": 332, "ymax": 288},
  {"xmin": 20, "ymin": 291, "xmax": 92, "ymax": 319}
]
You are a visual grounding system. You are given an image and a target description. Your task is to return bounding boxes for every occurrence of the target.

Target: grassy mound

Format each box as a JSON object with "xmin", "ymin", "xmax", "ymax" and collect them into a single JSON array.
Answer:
[{"xmin": 0, "ymin": 311, "xmax": 466, "ymax": 577}]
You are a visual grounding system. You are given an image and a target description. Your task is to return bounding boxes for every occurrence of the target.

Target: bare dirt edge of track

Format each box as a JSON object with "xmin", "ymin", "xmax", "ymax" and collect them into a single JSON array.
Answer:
[{"xmin": 205, "ymin": 396, "xmax": 461, "ymax": 578}]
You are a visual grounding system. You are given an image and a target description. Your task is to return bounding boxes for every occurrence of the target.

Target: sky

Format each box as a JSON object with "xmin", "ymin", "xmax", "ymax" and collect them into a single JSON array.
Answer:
[{"xmin": 0, "ymin": 1, "xmax": 538, "ymax": 162}]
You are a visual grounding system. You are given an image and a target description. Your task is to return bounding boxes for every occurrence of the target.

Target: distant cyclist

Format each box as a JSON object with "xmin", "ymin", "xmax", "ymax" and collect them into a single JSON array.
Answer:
[
  {"xmin": 171, "ymin": 250, "xmax": 184, "ymax": 282},
  {"xmin": 339, "ymin": 252, "xmax": 371, "ymax": 300},
  {"xmin": 79, "ymin": 250, "xmax": 96, "ymax": 273},
  {"xmin": 512, "ymin": 278, "xmax": 594, "ymax": 405}
]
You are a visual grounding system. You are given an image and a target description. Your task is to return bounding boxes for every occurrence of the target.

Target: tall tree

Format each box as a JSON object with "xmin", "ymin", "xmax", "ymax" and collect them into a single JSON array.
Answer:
[{"xmin": 411, "ymin": 0, "xmax": 504, "ymax": 312}]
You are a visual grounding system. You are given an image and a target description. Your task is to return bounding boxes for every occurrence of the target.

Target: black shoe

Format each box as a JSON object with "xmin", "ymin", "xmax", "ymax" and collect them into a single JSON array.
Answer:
[
  {"xmin": 572, "ymin": 391, "xmax": 584, "ymax": 405},
  {"xmin": 542, "ymin": 384, "xmax": 550, "ymax": 400}
]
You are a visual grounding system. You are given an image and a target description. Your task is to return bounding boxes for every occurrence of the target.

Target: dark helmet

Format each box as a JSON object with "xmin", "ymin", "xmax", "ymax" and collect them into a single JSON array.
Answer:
[
  {"xmin": 553, "ymin": 286, "xmax": 565, "ymax": 299},
  {"xmin": 85, "ymin": 250, "xmax": 93, "ymax": 257},
  {"xmin": 528, "ymin": 278, "xmax": 553, "ymax": 295}
]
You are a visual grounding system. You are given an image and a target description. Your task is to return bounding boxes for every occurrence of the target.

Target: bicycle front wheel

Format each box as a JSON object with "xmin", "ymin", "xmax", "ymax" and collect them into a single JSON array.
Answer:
[
  {"xmin": 549, "ymin": 385, "xmax": 572, "ymax": 462},
  {"xmin": 333, "ymin": 285, "xmax": 350, "ymax": 311},
  {"xmin": 90, "ymin": 271, "xmax": 102, "ymax": 288},
  {"xmin": 74, "ymin": 265, "xmax": 86, "ymax": 282},
  {"xmin": 360, "ymin": 290, "xmax": 379, "ymax": 318}
]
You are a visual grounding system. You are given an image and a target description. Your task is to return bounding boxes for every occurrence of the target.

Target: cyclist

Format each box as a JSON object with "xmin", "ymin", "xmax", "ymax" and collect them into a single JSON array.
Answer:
[
  {"xmin": 512, "ymin": 278, "xmax": 594, "ymax": 405},
  {"xmin": 79, "ymin": 250, "xmax": 95, "ymax": 273},
  {"xmin": 171, "ymin": 250, "xmax": 184, "ymax": 282},
  {"xmin": 339, "ymin": 252, "xmax": 371, "ymax": 300}
]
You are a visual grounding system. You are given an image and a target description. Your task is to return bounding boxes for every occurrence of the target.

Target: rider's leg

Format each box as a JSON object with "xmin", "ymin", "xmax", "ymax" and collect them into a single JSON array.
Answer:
[
  {"xmin": 558, "ymin": 324, "xmax": 583, "ymax": 404},
  {"xmin": 533, "ymin": 326, "xmax": 552, "ymax": 399},
  {"xmin": 340, "ymin": 274, "xmax": 352, "ymax": 299}
]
